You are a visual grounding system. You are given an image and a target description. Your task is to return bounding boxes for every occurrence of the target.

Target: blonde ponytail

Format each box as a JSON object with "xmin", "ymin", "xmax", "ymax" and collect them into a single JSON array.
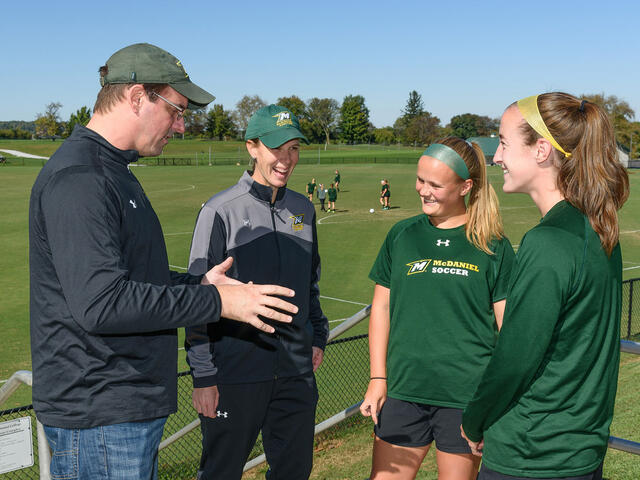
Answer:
[{"xmin": 438, "ymin": 137, "xmax": 505, "ymax": 254}]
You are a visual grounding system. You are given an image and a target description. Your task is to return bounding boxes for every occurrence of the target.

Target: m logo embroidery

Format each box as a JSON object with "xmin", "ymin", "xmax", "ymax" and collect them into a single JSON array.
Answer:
[
  {"xmin": 129, "ymin": 199, "xmax": 137, "ymax": 209},
  {"xmin": 406, "ymin": 259, "xmax": 432, "ymax": 275},
  {"xmin": 436, "ymin": 239, "xmax": 450, "ymax": 247},
  {"xmin": 274, "ymin": 112, "xmax": 293, "ymax": 127},
  {"xmin": 290, "ymin": 214, "xmax": 304, "ymax": 231}
]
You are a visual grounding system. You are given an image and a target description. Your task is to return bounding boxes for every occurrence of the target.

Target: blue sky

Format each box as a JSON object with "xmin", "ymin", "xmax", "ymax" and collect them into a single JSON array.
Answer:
[{"xmin": 2, "ymin": 0, "xmax": 639, "ymax": 127}]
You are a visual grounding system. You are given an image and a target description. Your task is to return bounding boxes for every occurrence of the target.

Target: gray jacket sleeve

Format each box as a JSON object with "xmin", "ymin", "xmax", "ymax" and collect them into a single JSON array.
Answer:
[
  {"xmin": 310, "ymin": 213, "xmax": 329, "ymax": 350},
  {"xmin": 185, "ymin": 206, "xmax": 227, "ymax": 388}
]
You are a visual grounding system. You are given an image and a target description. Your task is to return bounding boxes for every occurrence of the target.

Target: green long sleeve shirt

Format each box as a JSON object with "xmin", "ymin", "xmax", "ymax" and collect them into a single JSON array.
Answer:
[{"xmin": 462, "ymin": 201, "xmax": 621, "ymax": 478}]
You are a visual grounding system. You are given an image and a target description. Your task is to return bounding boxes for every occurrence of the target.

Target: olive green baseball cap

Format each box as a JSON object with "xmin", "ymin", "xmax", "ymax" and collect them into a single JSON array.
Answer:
[
  {"xmin": 244, "ymin": 105, "xmax": 309, "ymax": 148},
  {"xmin": 100, "ymin": 43, "xmax": 215, "ymax": 110}
]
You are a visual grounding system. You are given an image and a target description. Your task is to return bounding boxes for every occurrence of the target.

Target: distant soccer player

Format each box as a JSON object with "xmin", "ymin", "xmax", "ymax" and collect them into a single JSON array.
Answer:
[
  {"xmin": 361, "ymin": 137, "xmax": 515, "ymax": 480},
  {"xmin": 334, "ymin": 169, "xmax": 341, "ymax": 191},
  {"xmin": 461, "ymin": 93, "xmax": 629, "ymax": 480},
  {"xmin": 327, "ymin": 182, "xmax": 338, "ymax": 212},
  {"xmin": 317, "ymin": 182, "xmax": 327, "ymax": 211},
  {"xmin": 379, "ymin": 179, "xmax": 390, "ymax": 210},
  {"xmin": 306, "ymin": 177, "xmax": 316, "ymax": 202}
]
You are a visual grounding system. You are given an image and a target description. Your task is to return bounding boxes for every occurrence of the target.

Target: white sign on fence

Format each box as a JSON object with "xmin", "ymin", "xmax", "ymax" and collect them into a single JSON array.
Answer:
[{"xmin": 0, "ymin": 417, "xmax": 34, "ymax": 474}]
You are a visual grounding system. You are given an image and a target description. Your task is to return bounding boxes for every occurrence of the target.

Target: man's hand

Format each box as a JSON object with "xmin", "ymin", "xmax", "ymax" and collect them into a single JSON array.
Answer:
[
  {"xmin": 216, "ymin": 283, "xmax": 297, "ymax": 333},
  {"xmin": 460, "ymin": 425, "xmax": 484, "ymax": 457},
  {"xmin": 201, "ymin": 257, "xmax": 242, "ymax": 286},
  {"xmin": 192, "ymin": 386, "xmax": 219, "ymax": 418},
  {"xmin": 312, "ymin": 346, "xmax": 324, "ymax": 372}
]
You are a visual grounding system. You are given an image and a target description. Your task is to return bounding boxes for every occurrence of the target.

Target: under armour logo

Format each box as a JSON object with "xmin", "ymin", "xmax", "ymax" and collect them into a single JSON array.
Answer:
[
  {"xmin": 242, "ymin": 219, "xmax": 250, "ymax": 226},
  {"xmin": 129, "ymin": 199, "xmax": 137, "ymax": 209},
  {"xmin": 216, "ymin": 411, "xmax": 228, "ymax": 418},
  {"xmin": 436, "ymin": 239, "xmax": 450, "ymax": 247}
]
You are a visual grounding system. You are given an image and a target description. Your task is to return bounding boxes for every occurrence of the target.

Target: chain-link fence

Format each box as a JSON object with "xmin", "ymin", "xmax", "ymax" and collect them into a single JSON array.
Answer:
[
  {"xmin": 157, "ymin": 334, "xmax": 370, "ymax": 479},
  {"xmin": 621, "ymin": 278, "xmax": 640, "ymax": 340},
  {"xmin": 2, "ymin": 278, "xmax": 639, "ymax": 479}
]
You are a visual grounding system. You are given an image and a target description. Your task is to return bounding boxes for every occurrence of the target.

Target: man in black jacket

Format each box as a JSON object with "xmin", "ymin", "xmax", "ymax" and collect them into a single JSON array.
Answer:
[{"xmin": 29, "ymin": 43, "xmax": 297, "ymax": 480}]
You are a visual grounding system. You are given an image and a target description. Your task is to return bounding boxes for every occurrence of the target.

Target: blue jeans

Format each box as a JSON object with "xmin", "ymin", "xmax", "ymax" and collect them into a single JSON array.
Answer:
[{"xmin": 43, "ymin": 417, "xmax": 167, "ymax": 480}]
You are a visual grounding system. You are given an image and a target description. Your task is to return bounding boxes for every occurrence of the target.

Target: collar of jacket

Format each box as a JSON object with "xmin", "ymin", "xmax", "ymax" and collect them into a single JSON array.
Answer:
[
  {"xmin": 73, "ymin": 124, "xmax": 140, "ymax": 165},
  {"xmin": 240, "ymin": 171, "xmax": 286, "ymax": 204}
]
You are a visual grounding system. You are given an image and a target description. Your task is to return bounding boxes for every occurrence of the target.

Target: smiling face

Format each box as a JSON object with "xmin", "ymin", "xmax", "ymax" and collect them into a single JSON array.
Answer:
[
  {"xmin": 247, "ymin": 138, "xmax": 300, "ymax": 190},
  {"xmin": 136, "ymin": 86, "xmax": 187, "ymax": 157},
  {"xmin": 494, "ymin": 106, "xmax": 541, "ymax": 194},
  {"xmin": 415, "ymin": 155, "xmax": 471, "ymax": 226}
]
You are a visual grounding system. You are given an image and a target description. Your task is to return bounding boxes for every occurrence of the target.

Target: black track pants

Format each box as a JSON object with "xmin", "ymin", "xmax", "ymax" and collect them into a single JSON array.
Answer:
[{"xmin": 197, "ymin": 373, "xmax": 318, "ymax": 480}]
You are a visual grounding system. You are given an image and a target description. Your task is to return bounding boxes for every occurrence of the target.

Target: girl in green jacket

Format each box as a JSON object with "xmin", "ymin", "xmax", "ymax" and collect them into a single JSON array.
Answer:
[{"xmin": 461, "ymin": 93, "xmax": 629, "ymax": 480}]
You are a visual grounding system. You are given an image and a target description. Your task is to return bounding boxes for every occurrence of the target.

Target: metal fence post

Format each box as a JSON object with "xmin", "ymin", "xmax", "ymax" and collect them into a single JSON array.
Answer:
[{"xmin": 627, "ymin": 281, "xmax": 634, "ymax": 339}]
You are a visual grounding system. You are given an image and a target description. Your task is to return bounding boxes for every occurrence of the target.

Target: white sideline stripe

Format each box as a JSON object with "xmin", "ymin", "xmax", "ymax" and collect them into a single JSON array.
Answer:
[
  {"xmin": 165, "ymin": 270, "xmax": 367, "ymax": 307},
  {"xmin": 317, "ymin": 213, "xmax": 348, "ymax": 225},
  {"xmin": 622, "ymin": 230, "xmax": 640, "ymax": 234},
  {"xmin": 165, "ymin": 232, "xmax": 193, "ymax": 237},
  {"xmin": 146, "ymin": 184, "xmax": 196, "ymax": 194},
  {"xmin": 0, "ymin": 149, "xmax": 49, "ymax": 159},
  {"xmin": 329, "ymin": 318, "xmax": 348, "ymax": 323},
  {"xmin": 320, "ymin": 295, "xmax": 368, "ymax": 306},
  {"xmin": 624, "ymin": 266, "xmax": 640, "ymax": 271}
]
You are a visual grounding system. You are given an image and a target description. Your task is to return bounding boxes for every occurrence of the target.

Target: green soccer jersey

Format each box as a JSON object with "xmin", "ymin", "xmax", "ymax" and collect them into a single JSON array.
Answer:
[
  {"xmin": 369, "ymin": 214, "xmax": 515, "ymax": 408},
  {"xmin": 328, "ymin": 188, "xmax": 337, "ymax": 201},
  {"xmin": 307, "ymin": 182, "xmax": 316, "ymax": 194},
  {"xmin": 462, "ymin": 201, "xmax": 622, "ymax": 478}
]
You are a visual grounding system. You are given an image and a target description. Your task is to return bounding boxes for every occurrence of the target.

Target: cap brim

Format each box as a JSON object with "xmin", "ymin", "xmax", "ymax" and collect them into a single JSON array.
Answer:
[
  {"xmin": 260, "ymin": 127, "xmax": 310, "ymax": 148},
  {"xmin": 171, "ymin": 80, "xmax": 215, "ymax": 110}
]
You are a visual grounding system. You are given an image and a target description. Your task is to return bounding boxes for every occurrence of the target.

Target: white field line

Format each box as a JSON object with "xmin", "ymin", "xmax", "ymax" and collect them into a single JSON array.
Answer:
[
  {"xmin": 624, "ymin": 265, "xmax": 640, "ymax": 271},
  {"xmin": 167, "ymin": 265, "xmax": 366, "ymax": 306},
  {"xmin": 165, "ymin": 232, "xmax": 193, "ymax": 237},
  {"xmin": 317, "ymin": 213, "xmax": 349, "ymax": 225},
  {"xmin": 146, "ymin": 184, "xmax": 196, "ymax": 194},
  {"xmin": 329, "ymin": 318, "xmax": 349, "ymax": 323},
  {"xmin": 621, "ymin": 230, "xmax": 640, "ymax": 234},
  {"xmin": 0, "ymin": 149, "xmax": 48, "ymax": 159},
  {"xmin": 320, "ymin": 295, "xmax": 368, "ymax": 306}
]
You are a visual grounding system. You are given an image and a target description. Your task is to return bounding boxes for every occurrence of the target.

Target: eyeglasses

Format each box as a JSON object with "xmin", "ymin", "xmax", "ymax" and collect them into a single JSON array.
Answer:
[{"xmin": 151, "ymin": 92, "xmax": 185, "ymax": 121}]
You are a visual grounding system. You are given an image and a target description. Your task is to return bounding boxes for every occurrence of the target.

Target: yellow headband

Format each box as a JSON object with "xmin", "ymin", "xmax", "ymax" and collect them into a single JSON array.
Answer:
[{"xmin": 517, "ymin": 95, "xmax": 572, "ymax": 158}]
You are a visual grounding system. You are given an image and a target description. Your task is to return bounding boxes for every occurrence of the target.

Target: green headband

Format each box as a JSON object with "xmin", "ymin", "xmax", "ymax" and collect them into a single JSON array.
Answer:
[{"xmin": 422, "ymin": 143, "xmax": 470, "ymax": 180}]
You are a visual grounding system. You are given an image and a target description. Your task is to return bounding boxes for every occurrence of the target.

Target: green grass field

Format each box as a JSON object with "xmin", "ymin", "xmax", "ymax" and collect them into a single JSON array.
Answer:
[{"xmin": 1, "ymin": 141, "xmax": 640, "ymax": 478}]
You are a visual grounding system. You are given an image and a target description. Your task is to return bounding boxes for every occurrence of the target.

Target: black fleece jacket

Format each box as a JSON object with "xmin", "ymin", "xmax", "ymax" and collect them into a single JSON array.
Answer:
[{"xmin": 29, "ymin": 125, "xmax": 222, "ymax": 428}]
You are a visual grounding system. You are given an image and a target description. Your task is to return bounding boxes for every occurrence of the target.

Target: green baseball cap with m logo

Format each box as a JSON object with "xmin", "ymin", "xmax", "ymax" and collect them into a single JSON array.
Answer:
[
  {"xmin": 100, "ymin": 43, "xmax": 215, "ymax": 110},
  {"xmin": 245, "ymin": 105, "xmax": 309, "ymax": 148}
]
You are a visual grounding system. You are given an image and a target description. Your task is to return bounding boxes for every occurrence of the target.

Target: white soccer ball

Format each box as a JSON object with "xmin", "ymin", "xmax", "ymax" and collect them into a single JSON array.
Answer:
[{"xmin": 369, "ymin": 208, "xmax": 375, "ymax": 213}]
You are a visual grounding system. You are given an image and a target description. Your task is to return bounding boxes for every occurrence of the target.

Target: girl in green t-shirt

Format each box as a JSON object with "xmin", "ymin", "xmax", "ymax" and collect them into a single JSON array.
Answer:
[
  {"xmin": 461, "ymin": 93, "xmax": 630, "ymax": 480},
  {"xmin": 306, "ymin": 177, "xmax": 316, "ymax": 202},
  {"xmin": 361, "ymin": 137, "xmax": 514, "ymax": 480},
  {"xmin": 327, "ymin": 183, "xmax": 337, "ymax": 212}
]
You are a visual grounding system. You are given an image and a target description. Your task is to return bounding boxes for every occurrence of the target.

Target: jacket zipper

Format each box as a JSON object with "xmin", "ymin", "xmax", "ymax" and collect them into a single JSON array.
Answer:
[{"xmin": 270, "ymin": 201, "xmax": 282, "ymax": 380}]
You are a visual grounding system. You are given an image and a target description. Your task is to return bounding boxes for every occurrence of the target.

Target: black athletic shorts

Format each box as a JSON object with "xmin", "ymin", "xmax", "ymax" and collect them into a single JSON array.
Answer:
[
  {"xmin": 373, "ymin": 396, "xmax": 471, "ymax": 454},
  {"xmin": 478, "ymin": 462, "xmax": 603, "ymax": 480}
]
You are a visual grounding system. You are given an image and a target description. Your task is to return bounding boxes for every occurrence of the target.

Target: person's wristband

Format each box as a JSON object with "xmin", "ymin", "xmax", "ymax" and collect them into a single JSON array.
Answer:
[{"xmin": 370, "ymin": 377, "xmax": 387, "ymax": 380}]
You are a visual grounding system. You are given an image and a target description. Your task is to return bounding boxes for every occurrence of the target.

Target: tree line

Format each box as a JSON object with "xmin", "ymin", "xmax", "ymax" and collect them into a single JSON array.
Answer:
[{"xmin": 3, "ymin": 92, "xmax": 638, "ymax": 158}]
